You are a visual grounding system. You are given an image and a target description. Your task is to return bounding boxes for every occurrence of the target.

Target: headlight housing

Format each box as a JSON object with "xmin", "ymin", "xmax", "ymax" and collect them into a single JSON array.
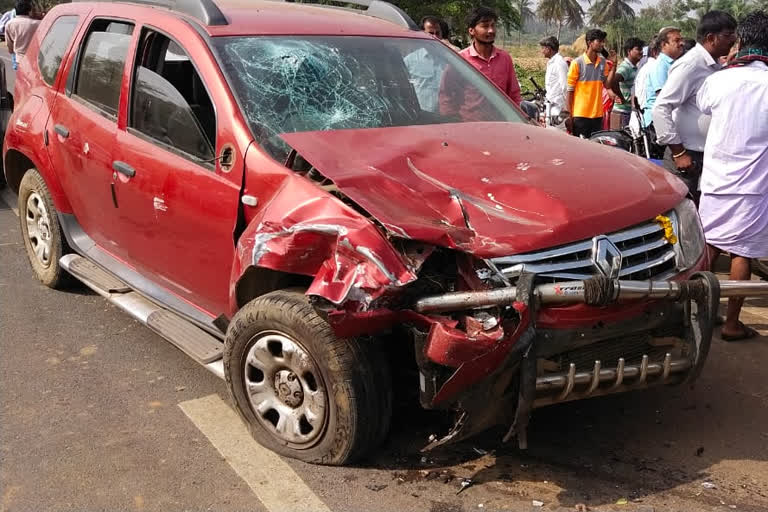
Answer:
[{"xmin": 673, "ymin": 198, "xmax": 706, "ymax": 271}]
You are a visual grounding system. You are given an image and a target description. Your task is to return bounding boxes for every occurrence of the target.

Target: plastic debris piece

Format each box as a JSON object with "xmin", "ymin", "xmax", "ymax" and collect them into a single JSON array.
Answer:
[
  {"xmin": 616, "ymin": 498, "xmax": 629, "ymax": 505},
  {"xmin": 473, "ymin": 447, "xmax": 488, "ymax": 455},
  {"xmin": 701, "ymin": 482, "xmax": 717, "ymax": 489},
  {"xmin": 457, "ymin": 478, "xmax": 473, "ymax": 495},
  {"xmin": 532, "ymin": 500, "xmax": 544, "ymax": 507}
]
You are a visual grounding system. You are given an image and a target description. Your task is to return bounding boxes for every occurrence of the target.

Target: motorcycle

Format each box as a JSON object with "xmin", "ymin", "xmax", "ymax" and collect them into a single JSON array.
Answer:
[
  {"xmin": 521, "ymin": 77, "xmax": 567, "ymax": 130},
  {"xmin": 588, "ymin": 97, "xmax": 665, "ymax": 161}
]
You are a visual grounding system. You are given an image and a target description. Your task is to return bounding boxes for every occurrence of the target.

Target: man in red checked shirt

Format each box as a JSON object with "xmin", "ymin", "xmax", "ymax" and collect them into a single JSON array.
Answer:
[{"xmin": 440, "ymin": 6, "xmax": 522, "ymax": 120}]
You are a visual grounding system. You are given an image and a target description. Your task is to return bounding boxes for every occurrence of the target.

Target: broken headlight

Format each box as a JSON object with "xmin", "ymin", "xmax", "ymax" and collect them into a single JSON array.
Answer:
[{"xmin": 674, "ymin": 198, "xmax": 706, "ymax": 271}]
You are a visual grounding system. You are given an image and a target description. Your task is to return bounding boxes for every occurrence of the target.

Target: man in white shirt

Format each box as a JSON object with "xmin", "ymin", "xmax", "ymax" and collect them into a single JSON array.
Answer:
[
  {"xmin": 652, "ymin": 10, "xmax": 737, "ymax": 201},
  {"xmin": 696, "ymin": 10, "xmax": 768, "ymax": 341},
  {"xmin": 538, "ymin": 36, "xmax": 568, "ymax": 120},
  {"xmin": 404, "ymin": 16, "xmax": 448, "ymax": 113},
  {"xmin": 634, "ymin": 36, "xmax": 659, "ymax": 110}
]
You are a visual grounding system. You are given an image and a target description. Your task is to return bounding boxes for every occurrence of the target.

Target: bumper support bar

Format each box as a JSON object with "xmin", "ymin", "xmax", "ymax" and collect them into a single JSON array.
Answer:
[{"xmin": 414, "ymin": 276, "xmax": 768, "ymax": 314}]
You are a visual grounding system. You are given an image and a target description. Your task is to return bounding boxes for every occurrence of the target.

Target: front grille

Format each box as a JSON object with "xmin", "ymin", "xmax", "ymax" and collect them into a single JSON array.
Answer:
[
  {"xmin": 552, "ymin": 333, "xmax": 672, "ymax": 372},
  {"xmin": 490, "ymin": 213, "xmax": 679, "ymax": 283}
]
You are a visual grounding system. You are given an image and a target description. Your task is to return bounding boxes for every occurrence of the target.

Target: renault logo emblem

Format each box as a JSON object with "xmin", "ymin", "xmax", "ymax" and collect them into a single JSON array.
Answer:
[{"xmin": 592, "ymin": 236, "xmax": 622, "ymax": 279}]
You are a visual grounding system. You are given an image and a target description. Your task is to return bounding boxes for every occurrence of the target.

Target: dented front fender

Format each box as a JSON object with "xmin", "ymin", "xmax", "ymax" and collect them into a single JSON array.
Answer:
[{"xmin": 230, "ymin": 173, "xmax": 417, "ymax": 314}]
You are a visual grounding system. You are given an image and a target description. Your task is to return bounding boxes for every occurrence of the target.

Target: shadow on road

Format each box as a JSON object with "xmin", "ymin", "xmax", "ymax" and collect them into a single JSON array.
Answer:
[{"xmin": 362, "ymin": 329, "xmax": 768, "ymax": 510}]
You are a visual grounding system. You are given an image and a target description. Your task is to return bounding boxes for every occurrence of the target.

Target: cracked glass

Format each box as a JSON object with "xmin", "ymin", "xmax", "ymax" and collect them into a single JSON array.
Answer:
[{"xmin": 214, "ymin": 36, "xmax": 524, "ymax": 161}]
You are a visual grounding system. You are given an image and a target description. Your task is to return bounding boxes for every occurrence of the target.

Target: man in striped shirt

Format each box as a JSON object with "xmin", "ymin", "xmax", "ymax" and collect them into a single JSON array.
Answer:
[{"xmin": 564, "ymin": 29, "xmax": 610, "ymax": 138}]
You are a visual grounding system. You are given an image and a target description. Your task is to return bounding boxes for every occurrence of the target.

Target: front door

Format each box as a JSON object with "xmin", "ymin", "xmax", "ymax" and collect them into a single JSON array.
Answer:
[{"xmin": 112, "ymin": 27, "xmax": 241, "ymax": 316}]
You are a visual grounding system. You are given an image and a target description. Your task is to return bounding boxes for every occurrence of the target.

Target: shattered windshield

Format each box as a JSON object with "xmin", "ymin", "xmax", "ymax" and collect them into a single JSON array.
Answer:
[{"xmin": 213, "ymin": 36, "xmax": 525, "ymax": 161}]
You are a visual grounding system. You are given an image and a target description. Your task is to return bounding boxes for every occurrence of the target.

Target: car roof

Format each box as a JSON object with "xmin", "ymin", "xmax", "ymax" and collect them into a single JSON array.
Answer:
[{"xmin": 70, "ymin": 0, "xmax": 432, "ymax": 39}]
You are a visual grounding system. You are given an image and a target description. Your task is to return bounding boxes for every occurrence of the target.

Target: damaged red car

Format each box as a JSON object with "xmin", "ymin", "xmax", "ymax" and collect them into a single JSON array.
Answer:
[{"xmin": 4, "ymin": 0, "xmax": 714, "ymax": 465}]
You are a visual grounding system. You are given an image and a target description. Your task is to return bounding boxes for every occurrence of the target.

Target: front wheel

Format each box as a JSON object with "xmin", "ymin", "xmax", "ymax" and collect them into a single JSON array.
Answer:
[{"xmin": 224, "ymin": 289, "xmax": 392, "ymax": 465}]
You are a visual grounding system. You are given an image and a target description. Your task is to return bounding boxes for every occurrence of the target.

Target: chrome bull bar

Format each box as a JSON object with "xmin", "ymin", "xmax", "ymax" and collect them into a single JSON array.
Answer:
[{"xmin": 534, "ymin": 353, "xmax": 689, "ymax": 407}]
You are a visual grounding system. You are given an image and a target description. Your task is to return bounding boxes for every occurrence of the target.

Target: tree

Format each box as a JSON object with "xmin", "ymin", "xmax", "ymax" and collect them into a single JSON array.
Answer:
[
  {"xmin": 386, "ymin": 0, "xmax": 521, "ymax": 45},
  {"xmin": 517, "ymin": 0, "xmax": 537, "ymax": 43},
  {"xmin": 589, "ymin": 0, "xmax": 638, "ymax": 26},
  {"xmin": 536, "ymin": 0, "xmax": 585, "ymax": 40}
]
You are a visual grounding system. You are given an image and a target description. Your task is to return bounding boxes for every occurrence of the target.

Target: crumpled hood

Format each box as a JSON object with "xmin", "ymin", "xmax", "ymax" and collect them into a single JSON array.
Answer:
[{"xmin": 281, "ymin": 122, "xmax": 687, "ymax": 258}]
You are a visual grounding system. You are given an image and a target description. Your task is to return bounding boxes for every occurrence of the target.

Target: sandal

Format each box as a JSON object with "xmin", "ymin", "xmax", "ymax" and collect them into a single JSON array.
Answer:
[{"xmin": 721, "ymin": 321, "xmax": 761, "ymax": 342}]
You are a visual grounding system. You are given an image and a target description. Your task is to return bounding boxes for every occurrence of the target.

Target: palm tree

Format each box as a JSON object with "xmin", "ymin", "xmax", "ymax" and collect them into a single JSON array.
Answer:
[
  {"xmin": 537, "ymin": 0, "xmax": 585, "ymax": 40},
  {"xmin": 589, "ymin": 0, "xmax": 638, "ymax": 25}
]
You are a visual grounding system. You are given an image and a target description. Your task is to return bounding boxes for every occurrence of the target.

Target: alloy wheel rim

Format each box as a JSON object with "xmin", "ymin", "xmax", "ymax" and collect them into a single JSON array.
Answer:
[
  {"xmin": 25, "ymin": 192, "xmax": 53, "ymax": 268},
  {"xmin": 243, "ymin": 331, "xmax": 328, "ymax": 446}
]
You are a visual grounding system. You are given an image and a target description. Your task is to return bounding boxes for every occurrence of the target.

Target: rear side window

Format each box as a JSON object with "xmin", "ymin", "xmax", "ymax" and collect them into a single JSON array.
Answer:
[
  {"xmin": 73, "ymin": 19, "xmax": 134, "ymax": 118},
  {"xmin": 37, "ymin": 15, "xmax": 79, "ymax": 86}
]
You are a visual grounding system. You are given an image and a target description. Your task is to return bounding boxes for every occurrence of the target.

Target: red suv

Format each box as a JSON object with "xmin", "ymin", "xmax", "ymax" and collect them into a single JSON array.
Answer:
[{"xmin": 4, "ymin": 0, "xmax": 710, "ymax": 465}]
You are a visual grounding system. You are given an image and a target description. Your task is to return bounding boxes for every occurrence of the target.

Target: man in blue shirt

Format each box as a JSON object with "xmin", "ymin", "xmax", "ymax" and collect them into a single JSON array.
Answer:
[{"xmin": 643, "ymin": 26, "xmax": 684, "ymax": 126}]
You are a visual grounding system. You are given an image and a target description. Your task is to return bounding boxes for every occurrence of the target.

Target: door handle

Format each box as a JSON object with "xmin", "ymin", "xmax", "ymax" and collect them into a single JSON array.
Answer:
[
  {"xmin": 53, "ymin": 124, "xmax": 69, "ymax": 138},
  {"xmin": 112, "ymin": 161, "xmax": 136, "ymax": 178}
]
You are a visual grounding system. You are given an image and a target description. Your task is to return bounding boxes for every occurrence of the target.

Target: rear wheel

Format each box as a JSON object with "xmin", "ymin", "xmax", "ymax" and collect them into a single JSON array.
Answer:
[
  {"xmin": 18, "ymin": 168, "xmax": 71, "ymax": 288},
  {"xmin": 224, "ymin": 289, "xmax": 392, "ymax": 465}
]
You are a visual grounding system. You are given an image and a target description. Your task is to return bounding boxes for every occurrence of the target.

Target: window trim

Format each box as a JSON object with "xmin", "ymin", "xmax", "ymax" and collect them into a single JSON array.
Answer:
[
  {"xmin": 67, "ymin": 16, "xmax": 136, "ymax": 121},
  {"xmin": 125, "ymin": 24, "xmax": 218, "ymax": 171},
  {"xmin": 37, "ymin": 14, "xmax": 81, "ymax": 88}
]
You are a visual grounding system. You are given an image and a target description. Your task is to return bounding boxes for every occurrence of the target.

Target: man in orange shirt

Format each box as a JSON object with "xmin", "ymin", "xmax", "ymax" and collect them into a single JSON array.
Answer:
[{"xmin": 564, "ymin": 29, "xmax": 610, "ymax": 138}]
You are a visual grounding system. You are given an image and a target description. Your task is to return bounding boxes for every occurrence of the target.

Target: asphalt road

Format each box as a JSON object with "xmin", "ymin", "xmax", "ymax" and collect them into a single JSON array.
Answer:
[{"xmin": 2, "ymin": 65, "xmax": 768, "ymax": 512}]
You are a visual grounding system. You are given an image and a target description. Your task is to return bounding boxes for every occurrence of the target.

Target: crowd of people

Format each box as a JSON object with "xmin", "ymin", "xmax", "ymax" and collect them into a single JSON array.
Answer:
[{"xmin": 415, "ymin": 6, "xmax": 767, "ymax": 341}]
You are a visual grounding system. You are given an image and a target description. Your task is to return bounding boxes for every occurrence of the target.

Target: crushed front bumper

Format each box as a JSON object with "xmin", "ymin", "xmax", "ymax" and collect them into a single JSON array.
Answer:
[{"xmin": 417, "ymin": 272, "xmax": 768, "ymax": 451}]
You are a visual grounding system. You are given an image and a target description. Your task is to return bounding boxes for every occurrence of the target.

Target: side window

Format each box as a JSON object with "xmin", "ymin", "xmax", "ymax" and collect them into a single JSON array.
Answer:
[
  {"xmin": 38, "ymin": 15, "xmax": 80, "ymax": 86},
  {"xmin": 73, "ymin": 19, "xmax": 134, "ymax": 118},
  {"xmin": 129, "ymin": 30, "xmax": 215, "ymax": 164}
]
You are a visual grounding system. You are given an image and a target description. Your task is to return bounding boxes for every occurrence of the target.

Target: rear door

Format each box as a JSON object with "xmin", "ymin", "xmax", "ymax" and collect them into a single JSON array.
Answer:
[
  {"xmin": 45, "ymin": 17, "xmax": 135, "ymax": 247},
  {"xmin": 112, "ymin": 25, "xmax": 242, "ymax": 315}
]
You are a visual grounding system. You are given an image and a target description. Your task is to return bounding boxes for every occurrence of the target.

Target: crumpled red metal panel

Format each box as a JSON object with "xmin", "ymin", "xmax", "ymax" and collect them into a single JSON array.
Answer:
[
  {"xmin": 281, "ymin": 123, "xmax": 687, "ymax": 259},
  {"xmin": 233, "ymin": 175, "xmax": 417, "ymax": 308},
  {"xmin": 432, "ymin": 302, "xmax": 532, "ymax": 405},
  {"xmin": 423, "ymin": 321, "xmax": 503, "ymax": 368}
]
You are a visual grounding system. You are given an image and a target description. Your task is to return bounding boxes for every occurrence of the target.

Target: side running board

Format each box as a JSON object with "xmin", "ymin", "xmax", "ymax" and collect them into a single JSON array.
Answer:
[{"xmin": 60, "ymin": 254, "xmax": 225, "ymax": 379}]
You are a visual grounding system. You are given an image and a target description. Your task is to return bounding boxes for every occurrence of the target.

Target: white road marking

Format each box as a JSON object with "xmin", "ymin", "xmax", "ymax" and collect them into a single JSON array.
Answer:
[
  {"xmin": 0, "ymin": 187, "xmax": 18, "ymax": 216},
  {"xmin": 179, "ymin": 394, "xmax": 331, "ymax": 512}
]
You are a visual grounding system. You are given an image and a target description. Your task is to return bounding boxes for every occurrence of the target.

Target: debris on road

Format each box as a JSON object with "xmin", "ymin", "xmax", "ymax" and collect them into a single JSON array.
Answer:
[
  {"xmin": 616, "ymin": 498, "xmax": 629, "ymax": 505},
  {"xmin": 457, "ymin": 478, "xmax": 474, "ymax": 495},
  {"xmin": 702, "ymin": 482, "xmax": 717, "ymax": 489},
  {"xmin": 532, "ymin": 499, "xmax": 544, "ymax": 507},
  {"xmin": 175, "ymin": 386, "xmax": 186, "ymax": 392}
]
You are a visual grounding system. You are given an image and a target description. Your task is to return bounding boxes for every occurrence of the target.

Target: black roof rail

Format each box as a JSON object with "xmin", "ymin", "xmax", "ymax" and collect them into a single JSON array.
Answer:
[
  {"xmin": 283, "ymin": 0, "xmax": 419, "ymax": 30},
  {"xmin": 74, "ymin": 0, "xmax": 228, "ymax": 26}
]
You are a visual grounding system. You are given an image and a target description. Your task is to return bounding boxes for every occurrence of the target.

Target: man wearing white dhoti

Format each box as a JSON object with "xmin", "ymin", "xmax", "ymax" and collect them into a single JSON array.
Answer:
[{"xmin": 696, "ymin": 10, "xmax": 768, "ymax": 341}]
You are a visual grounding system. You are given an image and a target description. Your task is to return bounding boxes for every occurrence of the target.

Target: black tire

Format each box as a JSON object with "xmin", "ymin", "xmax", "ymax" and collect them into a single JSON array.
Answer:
[
  {"xmin": 18, "ymin": 168, "xmax": 72, "ymax": 288},
  {"xmin": 753, "ymin": 259, "xmax": 768, "ymax": 281},
  {"xmin": 224, "ymin": 289, "xmax": 392, "ymax": 465}
]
